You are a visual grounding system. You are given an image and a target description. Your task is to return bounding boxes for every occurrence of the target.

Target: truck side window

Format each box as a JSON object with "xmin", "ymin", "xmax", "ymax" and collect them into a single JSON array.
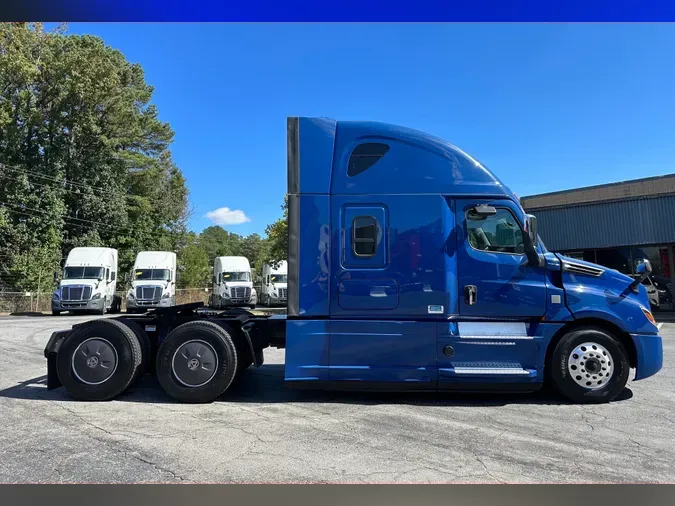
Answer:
[
  {"xmin": 466, "ymin": 207, "xmax": 525, "ymax": 254},
  {"xmin": 347, "ymin": 143, "xmax": 390, "ymax": 177},
  {"xmin": 353, "ymin": 216, "xmax": 378, "ymax": 257},
  {"xmin": 106, "ymin": 268, "xmax": 110, "ymax": 281},
  {"xmin": 111, "ymin": 271, "xmax": 116, "ymax": 282}
]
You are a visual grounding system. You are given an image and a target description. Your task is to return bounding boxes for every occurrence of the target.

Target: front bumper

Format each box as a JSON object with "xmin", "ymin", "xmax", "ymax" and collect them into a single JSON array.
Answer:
[
  {"xmin": 631, "ymin": 332, "xmax": 663, "ymax": 380},
  {"xmin": 268, "ymin": 294, "xmax": 287, "ymax": 305},
  {"xmin": 52, "ymin": 298, "xmax": 105, "ymax": 312},
  {"xmin": 127, "ymin": 296, "xmax": 175, "ymax": 309}
]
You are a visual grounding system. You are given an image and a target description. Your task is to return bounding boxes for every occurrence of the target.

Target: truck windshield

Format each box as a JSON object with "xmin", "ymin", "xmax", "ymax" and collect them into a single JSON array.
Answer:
[
  {"xmin": 135, "ymin": 269, "xmax": 171, "ymax": 281},
  {"xmin": 64, "ymin": 266, "xmax": 104, "ymax": 280},
  {"xmin": 270, "ymin": 274, "xmax": 287, "ymax": 283},
  {"xmin": 223, "ymin": 272, "xmax": 250, "ymax": 282}
]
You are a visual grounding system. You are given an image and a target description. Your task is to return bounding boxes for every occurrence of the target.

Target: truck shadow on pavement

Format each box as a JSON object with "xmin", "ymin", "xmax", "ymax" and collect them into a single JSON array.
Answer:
[{"xmin": 0, "ymin": 363, "xmax": 634, "ymax": 407}]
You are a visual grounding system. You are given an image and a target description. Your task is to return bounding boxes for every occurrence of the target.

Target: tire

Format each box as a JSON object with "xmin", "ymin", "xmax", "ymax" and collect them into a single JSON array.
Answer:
[
  {"xmin": 111, "ymin": 296, "xmax": 122, "ymax": 314},
  {"xmin": 98, "ymin": 298, "xmax": 107, "ymax": 316},
  {"xmin": 156, "ymin": 320, "xmax": 239, "ymax": 403},
  {"xmin": 250, "ymin": 304, "xmax": 256, "ymax": 310},
  {"xmin": 55, "ymin": 319, "xmax": 142, "ymax": 401},
  {"xmin": 52, "ymin": 310, "xmax": 61, "ymax": 316},
  {"xmin": 112, "ymin": 317, "xmax": 152, "ymax": 385},
  {"xmin": 548, "ymin": 327, "xmax": 630, "ymax": 404}
]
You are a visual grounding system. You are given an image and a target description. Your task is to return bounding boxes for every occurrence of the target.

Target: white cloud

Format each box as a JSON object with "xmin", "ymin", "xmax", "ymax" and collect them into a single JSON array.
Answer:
[{"xmin": 205, "ymin": 207, "xmax": 251, "ymax": 226}]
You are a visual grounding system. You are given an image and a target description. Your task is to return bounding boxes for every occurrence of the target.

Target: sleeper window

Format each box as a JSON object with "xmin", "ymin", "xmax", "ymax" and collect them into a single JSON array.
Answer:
[{"xmin": 347, "ymin": 143, "xmax": 390, "ymax": 177}]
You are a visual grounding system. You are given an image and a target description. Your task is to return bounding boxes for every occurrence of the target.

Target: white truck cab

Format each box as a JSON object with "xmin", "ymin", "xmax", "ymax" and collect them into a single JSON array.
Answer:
[
  {"xmin": 210, "ymin": 256, "xmax": 256, "ymax": 309},
  {"xmin": 126, "ymin": 251, "xmax": 177, "ymax": 314},
  {"xmin": 261, "ymin": 261, "xmax": 288, "ymax": 306},
  {"xmin": 52, "ymin": 247, "xmax": 121, "ymax": 316}
]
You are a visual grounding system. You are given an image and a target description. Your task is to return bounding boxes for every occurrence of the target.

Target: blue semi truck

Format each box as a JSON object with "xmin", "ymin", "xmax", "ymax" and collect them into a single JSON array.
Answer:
[{"xmin": 43, "ymin": 117, "xmax": 663, "ymax": 404}]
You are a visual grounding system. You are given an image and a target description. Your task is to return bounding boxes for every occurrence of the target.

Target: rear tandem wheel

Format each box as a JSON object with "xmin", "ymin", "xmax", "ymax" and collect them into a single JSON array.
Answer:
[
  {"xmin": 55, "ymin": 319, "xmax": 143, "ymax": 401},
  {"xmin": 155, "ymin": 320, "xmax": 240, "ymax": 403}
]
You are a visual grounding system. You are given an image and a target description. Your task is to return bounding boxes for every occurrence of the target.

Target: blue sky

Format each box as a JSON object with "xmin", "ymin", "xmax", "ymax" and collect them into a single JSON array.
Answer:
[{"xmin": 58, "ymin": 23, "xmax": 675, "ymax": 236}]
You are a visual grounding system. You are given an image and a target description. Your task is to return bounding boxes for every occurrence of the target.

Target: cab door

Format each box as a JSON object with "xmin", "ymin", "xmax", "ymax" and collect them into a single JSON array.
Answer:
[{"xmin": 456, "ymin": 199, "xmax": 547, "ymax": 318}]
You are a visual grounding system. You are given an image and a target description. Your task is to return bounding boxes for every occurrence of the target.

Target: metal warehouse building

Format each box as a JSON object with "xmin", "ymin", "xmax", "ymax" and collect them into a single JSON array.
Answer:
[{"xmin": 520, "ymin": 174, "xmax": 675, "ymax": 297}]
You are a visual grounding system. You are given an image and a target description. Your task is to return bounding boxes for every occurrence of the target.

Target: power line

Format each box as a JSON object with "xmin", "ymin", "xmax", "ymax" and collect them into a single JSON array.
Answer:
[
  {"xmin": 0, "ymin": 164, "xmax": 172, "ymax": 205},
  {"xmin": 0, "ymin": 201, "xmax": 177, "ymax": 241},
  {"xmin": 0, "ymin": 162, "xmax": 113, "ymax": 195}
]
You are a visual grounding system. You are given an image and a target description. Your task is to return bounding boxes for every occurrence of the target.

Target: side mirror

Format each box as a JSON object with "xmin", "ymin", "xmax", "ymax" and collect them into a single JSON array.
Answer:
[
  {"xmin": 53, "ymin": 271, "xmax": 60, "ymax": 283},
  {"xmin": 523, "ymin": 214, "xmax": 543, "ymax": 267},
  {"xmin": 212, "ymin": 276, "xmax": 216, "ymax": 284},
  {"xmin": 524, "ymin": 214, "xmax": 538, "ymax": 247},
  {"xmin": 636, "ymin": 259, "xmax": 652, "ymax": 276},
  {"xmin": 630, "ymin": 259, "xmax": 652, "ymax": 293}
]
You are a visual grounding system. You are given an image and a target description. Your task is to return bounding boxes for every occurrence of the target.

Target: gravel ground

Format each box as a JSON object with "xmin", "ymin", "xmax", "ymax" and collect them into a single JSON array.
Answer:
[{"xmin": 0, "ymin": 314, "xmax": 673, "ymax": 483}]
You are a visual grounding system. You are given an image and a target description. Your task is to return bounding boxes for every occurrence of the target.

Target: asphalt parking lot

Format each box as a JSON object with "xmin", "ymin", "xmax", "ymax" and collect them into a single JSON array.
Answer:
[{"xmin": 0, "ymin": 314, "xmax": 673, "ymax": 484}]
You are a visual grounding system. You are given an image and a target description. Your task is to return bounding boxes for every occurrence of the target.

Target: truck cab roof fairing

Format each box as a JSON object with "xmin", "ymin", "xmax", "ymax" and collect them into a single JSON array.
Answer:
[{"xmin": 286, "ymin": 116, "xmax": 513, "ymax": 198}]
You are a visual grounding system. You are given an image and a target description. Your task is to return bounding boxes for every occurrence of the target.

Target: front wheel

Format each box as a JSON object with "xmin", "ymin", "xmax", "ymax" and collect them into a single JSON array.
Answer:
[{"xmin": 549, "ymin": 327, "xmax": 630, "ymax": 404}]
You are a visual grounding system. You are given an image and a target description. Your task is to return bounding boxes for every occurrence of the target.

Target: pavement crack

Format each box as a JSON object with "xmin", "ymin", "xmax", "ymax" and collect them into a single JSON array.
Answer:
[{"xmin": 129, "ymin": 453, "xmax": 187, "ymax": 482}]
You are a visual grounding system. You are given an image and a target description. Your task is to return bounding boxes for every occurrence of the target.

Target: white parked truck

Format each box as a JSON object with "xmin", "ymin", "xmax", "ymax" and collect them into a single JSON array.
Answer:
[
  {"xmin": 52, "ymin": 247, "xmax": 122, "ymax": 316},
  {"xmin": 210, "ymin": 256, "xmax": 256, "ymax": 309},
  {"xmin": 260, "ymin": 261, "xmax": 288, "ymax": 306},
  {"xmin": 126, "ymin": 251, "xmax": 177, "ymax": 314}
]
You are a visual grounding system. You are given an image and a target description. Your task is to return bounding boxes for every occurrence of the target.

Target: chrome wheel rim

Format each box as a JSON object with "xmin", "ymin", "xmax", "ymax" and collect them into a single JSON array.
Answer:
[
  {"xmin": 568, "ymin": 342, "xmax": 614, "ymax": 390},
  {"xmin": 72, "ymin": 337, "xmax": 118, "ymax": 385},
  {"xmin": 171, "ymin": 340, "xmax": 218, "ymax": 388}
]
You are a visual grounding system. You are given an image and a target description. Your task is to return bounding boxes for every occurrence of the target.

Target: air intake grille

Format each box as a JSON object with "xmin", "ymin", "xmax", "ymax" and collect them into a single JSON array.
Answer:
[
  {"xmin": 136, "ymin": 286, "xmax": 162, "ymax": 300},
  {"xmin": 562, "ymin": 261, "xmax": 604, "ymax": 277},
  {"xmin": 62, "ymin": 286, "xmax": 92, "ymax": 301},
  {"xmin": 231, "ymin": 287, "xmax": 251, "ymax": 299}
]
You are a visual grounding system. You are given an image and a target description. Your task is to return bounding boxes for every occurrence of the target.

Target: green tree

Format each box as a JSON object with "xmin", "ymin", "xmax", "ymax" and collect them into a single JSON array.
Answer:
[
  {"xmin": 0, "ymin": 23, "xmax": 188, "ymax": 291},
  {"xmin": 263, "ymin": 197, "xmax": 288, "ymax": 268},
  {"xmin": 198, "ymin": 226, "xmax": 243, "ymax": 262},
  {"xmin": 176, "ymin": 232, "xmax": 210, "ymax": 289}
]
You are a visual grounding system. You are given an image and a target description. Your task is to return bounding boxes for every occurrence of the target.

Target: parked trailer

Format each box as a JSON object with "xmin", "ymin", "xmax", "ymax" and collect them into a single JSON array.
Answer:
[{"xmin": 43, "ymin": 117, "xmax": 663, "ymax": 404}]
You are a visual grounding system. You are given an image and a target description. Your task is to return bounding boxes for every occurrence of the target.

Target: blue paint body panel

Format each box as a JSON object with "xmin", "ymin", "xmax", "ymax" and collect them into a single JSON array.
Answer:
[
  {"xmin": 284, "ymin": 117, "xmax": 664, "ymax": 393},
  {"xmin": 631, "ymin": 333, "xmax": 663, "ymax": 380},
  {"xmin": 296, "ymin": 194, "xmax": 330, "ymax": 317}
]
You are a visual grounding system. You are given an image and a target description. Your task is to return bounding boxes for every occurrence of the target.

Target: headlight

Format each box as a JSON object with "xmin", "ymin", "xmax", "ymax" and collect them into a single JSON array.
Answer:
[
  {"xmin": 222, "ymin": 292, "xmax": 230, "ymax": 298},
  {"xmin": 162, "ymin": 292, "xmax": 170, "ymax": 299},
  {"xmin": 642, "ymin": 307, "xmax": 656, "ymax": 326},
  {"xmin": 52, "ymin": 291, "xmax": 60, "ymax": 301},
  {"xmin": 127, "ymin": 291, "xmax": 135, "ymax": 299},
  {"xmin": 91, "ymin": 293, "xmax": 101, "ymax": 300}
]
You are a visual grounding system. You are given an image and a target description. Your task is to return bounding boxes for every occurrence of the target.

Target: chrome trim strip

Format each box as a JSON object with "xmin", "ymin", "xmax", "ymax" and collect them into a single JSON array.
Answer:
[
  {"xmin": 460, "ymin": 335, "xmax": 534, "ymax": 340},
  {"xmin": 453, "ymin": 367, "xmax": 531, "ymax": 375}
]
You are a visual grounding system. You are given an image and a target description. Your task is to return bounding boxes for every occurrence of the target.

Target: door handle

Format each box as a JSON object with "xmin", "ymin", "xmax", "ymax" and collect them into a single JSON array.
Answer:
[{"xmin": 464, "ymin": 285, "xmax": 477, "ymax": 305}]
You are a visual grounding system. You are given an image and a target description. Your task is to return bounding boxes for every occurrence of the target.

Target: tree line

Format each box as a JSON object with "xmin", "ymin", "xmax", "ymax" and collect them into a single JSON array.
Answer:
[{"xmin": 0, "ymin": 23, "xmax": 286, "ymax": 293}]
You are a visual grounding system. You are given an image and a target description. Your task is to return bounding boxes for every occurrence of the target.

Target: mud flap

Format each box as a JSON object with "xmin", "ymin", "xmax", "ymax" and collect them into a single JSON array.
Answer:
[{"xmin": 44, "ymin": 330, "xmax": 70, "ymax": 390}]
